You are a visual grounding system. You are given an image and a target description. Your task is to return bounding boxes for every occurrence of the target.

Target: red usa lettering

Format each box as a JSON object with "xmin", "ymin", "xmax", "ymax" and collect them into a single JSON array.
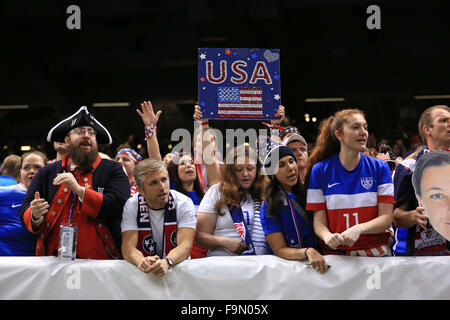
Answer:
[{"xmin": 206, "ymin": 60, "xmax": 272, "ymax": 85}]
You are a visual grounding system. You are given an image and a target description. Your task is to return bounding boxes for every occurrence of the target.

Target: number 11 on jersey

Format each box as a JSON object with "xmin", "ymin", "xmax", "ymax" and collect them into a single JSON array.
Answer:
[{"xmin": 343, "ymin": 213, "xmax": 359, "ymax": 230}]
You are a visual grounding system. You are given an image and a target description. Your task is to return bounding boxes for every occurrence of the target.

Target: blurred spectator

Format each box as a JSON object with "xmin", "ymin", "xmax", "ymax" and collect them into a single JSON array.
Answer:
[
  {"xmin": 162, "ymin": 152, "xmax": 175, "ymax": 168},
  {"xmin": 0, "ymin": 154, "xmax": 21, "ymax": 185},
  {"xmin": 114, "ymin": 148, "xmax": 143, "ymax": 197},
  {"xmin": 377, "ymin": 138, "xmax": 390, "ymax": 152},
  {"xmin": 376, "ymin": 144, "xmax": 398, "ymax": 174},
  {"xmin": 0, "ymin": 151, "xmax": 47, "ymax": 255},
  {"xmin": 281, "ymin": 131, "xmax": 309, "ymax": 183},
  {"xmin": 392, "ymin": 139, "xmax": 406, "ymax": 158},
  {"xmin": 367, "ymin": 133, "xmax": 377, "ymax": 149},
  {"xmin": 403, "ymin": 134, "xmax": 422, "ymax": 158},
  {"xmin": 392, "ymin": 105, "xmax": 450, "ymax": 256},
  {"xmin": 48, "ymin": 142, "xmax": 69, "ymax": 164}
]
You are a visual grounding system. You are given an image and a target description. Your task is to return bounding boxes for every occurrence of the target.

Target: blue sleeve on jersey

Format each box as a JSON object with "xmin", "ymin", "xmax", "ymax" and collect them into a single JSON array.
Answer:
[
  {"xmin": 378, "ymin": 160, "xmax": 393, "ymax": 185},
  {"xmin": 307, "ymin": 162, "xmax": 323, "ymax": 190},
  {"xmin": 393, "ymin": 163, "xmax": 415, "ymax": 208}
]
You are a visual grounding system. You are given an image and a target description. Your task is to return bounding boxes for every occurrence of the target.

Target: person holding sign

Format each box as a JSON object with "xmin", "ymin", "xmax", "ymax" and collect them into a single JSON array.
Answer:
[
  {"xmin": 412, "ymin": 151, "xmax": 450, "ymax": 243},
  {"xmin": 392, "ymin": 105, "xmax": 450, "ymax": 256},
  {"xmin": 0, "ymin": 152, "xmax": 47, "ymax": 256},
  {"xmin": 305, "ymin": 109, "xmax": 394, "ymax": 256},
  {"xmin": 196, "ymin": 144, "xmax": 271, "ymax": 256},
  {"xmin": 260, "ymin": 144, "xmax": 328, "ymax": 273}
]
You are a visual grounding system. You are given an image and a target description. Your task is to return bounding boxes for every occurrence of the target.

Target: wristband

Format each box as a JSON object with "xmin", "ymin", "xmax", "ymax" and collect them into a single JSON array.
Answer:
[
  {"xmin": 270, "ymin": 128, "xmax": 281, "ymax": 137},
  {"xmin": 144, "ymin": 124, "xmax": 157, "ymax": 140},
  {"xmin": 200, "ymin": 120, "xmax": 209, "ymax": 129},
  {"xmin": 195, "ymin": 120, "xmax": 209, "ymax": 130}
]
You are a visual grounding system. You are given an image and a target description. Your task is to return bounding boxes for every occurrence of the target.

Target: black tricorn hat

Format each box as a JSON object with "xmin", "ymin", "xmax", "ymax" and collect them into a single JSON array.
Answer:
[{"xmin": 46, "ymin": 106, "xmax": 113, "ymax": 144}]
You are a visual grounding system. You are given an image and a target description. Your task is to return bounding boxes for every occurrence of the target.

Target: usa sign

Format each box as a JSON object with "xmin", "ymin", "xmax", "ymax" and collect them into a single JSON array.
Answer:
[{"xmin": 198, "ymin": 48, "xmax": 281, "ymax": 120}]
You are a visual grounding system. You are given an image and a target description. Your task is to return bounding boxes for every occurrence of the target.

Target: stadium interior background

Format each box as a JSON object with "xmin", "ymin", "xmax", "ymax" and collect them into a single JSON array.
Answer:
[{"xmin": 1, "ymin": 0, "xmax": 449, "ymax": 160}]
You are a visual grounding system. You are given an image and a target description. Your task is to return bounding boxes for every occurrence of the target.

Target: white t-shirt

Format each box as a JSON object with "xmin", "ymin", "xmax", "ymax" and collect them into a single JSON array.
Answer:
[
  {"xmin": 121, "ymin": 190, "xmax": 197, "ymax": 258},
  {"xmin": 197, "ymin": 183, "xmax": 270, "ymax": 256}
]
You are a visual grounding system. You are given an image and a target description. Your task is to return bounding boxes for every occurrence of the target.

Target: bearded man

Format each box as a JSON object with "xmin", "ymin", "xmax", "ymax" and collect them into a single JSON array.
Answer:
[{"xmin": 19, "ymin": 106, "xmax": 130, "ymax": 259}]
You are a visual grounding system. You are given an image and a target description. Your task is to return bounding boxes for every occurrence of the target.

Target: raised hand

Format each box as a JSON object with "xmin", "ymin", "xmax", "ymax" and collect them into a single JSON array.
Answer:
[
  {"xmin": 270, "ymin": 105, "xmax": 285, "ymax": 125},
  {"xmin": 193, "ymin": 105, "xmax": 205, "ymax": 122},
  {"xmin": 137, "ymin": 100, "xmax": 162, "ymax": 126}
]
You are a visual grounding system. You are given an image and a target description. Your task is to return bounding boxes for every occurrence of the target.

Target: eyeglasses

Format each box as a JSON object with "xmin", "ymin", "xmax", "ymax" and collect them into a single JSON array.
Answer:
[{"xmin": 71, "ymin": 127, "xmax": 96, "ymax": 136}]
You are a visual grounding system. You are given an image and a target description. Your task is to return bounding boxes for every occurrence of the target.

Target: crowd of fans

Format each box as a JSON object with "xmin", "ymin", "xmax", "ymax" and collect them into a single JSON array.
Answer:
[{"xmin": 0, "ymin": 102, "xmax": 449, "ymax": 277}]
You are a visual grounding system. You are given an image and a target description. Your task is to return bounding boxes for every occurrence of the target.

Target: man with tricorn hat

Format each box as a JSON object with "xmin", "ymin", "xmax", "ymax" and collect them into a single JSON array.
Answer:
[{"xmin": 19, "ymin": 106, "xmax": 130, "ymax": 259}]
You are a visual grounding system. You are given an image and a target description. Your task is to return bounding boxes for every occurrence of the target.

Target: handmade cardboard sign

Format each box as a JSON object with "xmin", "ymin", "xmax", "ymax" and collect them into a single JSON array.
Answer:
[{"xmin": 198, "ymin": 48, "xmax": 281, "ymax": 120}]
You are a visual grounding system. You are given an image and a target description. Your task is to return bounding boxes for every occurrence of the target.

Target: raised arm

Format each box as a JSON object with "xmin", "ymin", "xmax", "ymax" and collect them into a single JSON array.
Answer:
[
  {"xmin": 193, "ymin": 105, "xmax": 221, "ymax": 187},
  {"xmin": 136, "ymin": 100, "xmax": 162, "ymax": 161},
  {"xmin": 268, "ymin": 105, "xmax": 285, "ymax": 142}
]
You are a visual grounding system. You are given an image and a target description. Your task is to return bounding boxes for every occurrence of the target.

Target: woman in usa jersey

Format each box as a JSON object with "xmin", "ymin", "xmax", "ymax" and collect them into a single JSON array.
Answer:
[{"xmin": 305, "ymin": 109, "xmax": 394, "ymax": 256}]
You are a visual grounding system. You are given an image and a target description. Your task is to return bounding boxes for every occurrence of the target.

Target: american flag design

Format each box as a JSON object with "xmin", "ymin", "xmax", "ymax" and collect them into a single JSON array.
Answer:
[
  {"xmin": 217, "ymin": 86, "xmax": 263, "ymax": 118},
  {"xmin": 233, "ymin": 222, "xmax": 246, "ymax": 241}
]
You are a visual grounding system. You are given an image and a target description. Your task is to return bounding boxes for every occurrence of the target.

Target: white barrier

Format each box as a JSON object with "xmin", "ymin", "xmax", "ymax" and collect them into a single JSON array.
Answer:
[{"xmin": 0, "ymin": 255, "xmax": 449, "ymax": 300}]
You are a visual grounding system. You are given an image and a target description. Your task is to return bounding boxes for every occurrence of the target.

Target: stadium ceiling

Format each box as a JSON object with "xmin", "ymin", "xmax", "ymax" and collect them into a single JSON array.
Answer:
[{"xmin": 0, "ymin": 0, "xmax": 449, "ymax": 153}]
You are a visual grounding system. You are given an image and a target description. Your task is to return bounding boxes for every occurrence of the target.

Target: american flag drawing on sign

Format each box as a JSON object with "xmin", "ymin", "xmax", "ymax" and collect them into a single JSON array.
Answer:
[{"xmin": 217, "ymin": 86, "xmax": 263, "ymax": 118}]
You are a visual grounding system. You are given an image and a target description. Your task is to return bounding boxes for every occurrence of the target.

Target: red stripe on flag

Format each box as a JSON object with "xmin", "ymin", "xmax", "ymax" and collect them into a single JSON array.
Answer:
[
  {"xmin": 240, "ymin": 94, "xmax": 262, "ymax": 98},
  {"xmin": 240, "ymin": 87, "xmax": 261, "ymax": 90},
  {"xmin": 218, "ymin": 100, "xmax": 262, "ymax": 105},
  {"xmin": 218, "ymin": 114, "xmax": 263, "ymax": 118},
  {"xmin": 218, "ymin": 107, "xmax": 263, "ymax": 111}
]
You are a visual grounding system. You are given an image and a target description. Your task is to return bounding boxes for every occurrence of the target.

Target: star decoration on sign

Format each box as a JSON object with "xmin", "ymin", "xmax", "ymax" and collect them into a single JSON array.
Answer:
[
  {"xmin": 225, "ymin": 49, "xmax": 231, "ymax": 55},
  {"xmin": 199, "ymin": 53, "xmax": 206, "ymax": 59},
  {"xmin": 273, "ymin": 74, "xmax": 279, "ymax": 80},
  {"xmin": 274, "ymin": 94, "xmax": 280, "ymax": 100},
  {"xmin": 251, "ymin": 53, "xmax": 258, "ymax": 59},
  {"xmin": 200, "ymin": 77, "xmax": 206, "ymax": 82}
]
